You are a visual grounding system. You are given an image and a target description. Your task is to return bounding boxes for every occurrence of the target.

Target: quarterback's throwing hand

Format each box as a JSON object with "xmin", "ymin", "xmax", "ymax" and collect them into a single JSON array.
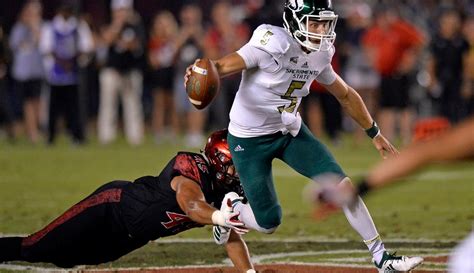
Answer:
[{"xmin": 372, "ymin": 134, "xmax": 399, "ymax": 159}]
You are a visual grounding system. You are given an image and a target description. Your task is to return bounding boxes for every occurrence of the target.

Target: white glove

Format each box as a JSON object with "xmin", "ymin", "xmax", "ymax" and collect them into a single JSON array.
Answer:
[
  {"xmin": 212, "ymin": 225, "xmax": 230, "ymax": 245},
  {"xmin": 212, "ymin": 210, "xmax": 248, "ymax": 235},
  {"xmin": 281, "ymin": 111, "xmax": 302, "ymax": 137},
  {"xmin": 213, "ymin": 192, "xmax": 249, "ymax": 235}
]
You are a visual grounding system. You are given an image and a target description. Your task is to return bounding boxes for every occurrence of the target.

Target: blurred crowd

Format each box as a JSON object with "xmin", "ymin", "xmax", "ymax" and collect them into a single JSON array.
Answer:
[{"xmin": 0, "ymin": 0, "xmax": 472, "ymax": 147}]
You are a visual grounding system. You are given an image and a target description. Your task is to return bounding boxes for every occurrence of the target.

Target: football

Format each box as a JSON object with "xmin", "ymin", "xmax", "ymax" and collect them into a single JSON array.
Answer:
[{"xmin": 186, "ymin": 58, "xmax": 220, "ymax": 110}]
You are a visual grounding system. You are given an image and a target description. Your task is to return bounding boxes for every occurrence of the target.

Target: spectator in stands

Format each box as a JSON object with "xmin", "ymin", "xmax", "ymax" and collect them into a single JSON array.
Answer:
[
  {"xmin": 204, "ymin": 0, "xmax": 250, "ymax": 130},
  {"xmin": 9, "ymin": 0, "xmax": 45, "ymax": 144},
  {"xmin": 148, "ymin": 11, "xmax": 179, "ymax": 144},
  {"xmin": 244, "ymin": 0, "xmax": 282, "ymax": 30},
  {"xmin": 363, "ymin": 5, "xmax": 424, "ymax": 145},
  {"xmin": 0, "ymin": 23, "xmax": 17, "ymax": 142},
  {"xmin": 461, "ymin": 15, "xmax": 474, "ymax": 115},
  {"xmin": 427, "ymin": 9, "xmax": 470, "ymax": 124},
  {"xmin": 98, "ymin": 0, "xmax": 145, "ymax": 146},
  {"xmin": 174, "ymin": 2, "xmax": 206, "ymax": 148},
  {"xmin": 80, "ymin": 13, "xmax": 101, "ymax": 136},
  {"xmin": 40, "ymin": 2, "xmax": 94, "ymax": 145}
]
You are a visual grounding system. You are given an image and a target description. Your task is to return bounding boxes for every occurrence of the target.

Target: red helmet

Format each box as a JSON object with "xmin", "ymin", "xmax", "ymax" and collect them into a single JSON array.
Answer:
[{"xmin": 204, "ymin": 129, "xmax": 244, "ymax": 196}]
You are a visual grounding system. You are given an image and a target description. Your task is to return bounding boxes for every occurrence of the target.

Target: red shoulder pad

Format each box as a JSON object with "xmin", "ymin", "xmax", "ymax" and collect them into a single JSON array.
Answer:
[{"xmin": 173, "ymin": 154, "xmax": 202, "ymax": 185}]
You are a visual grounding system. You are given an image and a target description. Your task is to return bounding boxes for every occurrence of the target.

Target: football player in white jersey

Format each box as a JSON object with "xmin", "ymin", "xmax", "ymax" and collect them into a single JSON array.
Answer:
[{"xmin": 185, "ymin": 1, "xmax": 422, "ymax": 272}]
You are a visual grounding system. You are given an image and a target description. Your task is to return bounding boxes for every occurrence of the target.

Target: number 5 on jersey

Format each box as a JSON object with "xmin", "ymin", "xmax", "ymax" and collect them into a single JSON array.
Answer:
[{"xmin": 278, "ymin": 80, "xmax": 305, "ymax": 113}]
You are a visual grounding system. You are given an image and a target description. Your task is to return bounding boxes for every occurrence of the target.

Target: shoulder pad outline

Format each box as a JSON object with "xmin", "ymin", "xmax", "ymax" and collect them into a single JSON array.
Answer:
[{"xmin": 248, "ymin": 24, "xmax": 292, "ymax": 57}]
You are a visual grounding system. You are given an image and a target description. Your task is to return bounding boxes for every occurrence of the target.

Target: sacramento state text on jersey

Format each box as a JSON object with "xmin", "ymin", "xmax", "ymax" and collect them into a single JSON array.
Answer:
[{"xmin": 286, "ymin": 68, "xmax": 320, "ymax": 80}]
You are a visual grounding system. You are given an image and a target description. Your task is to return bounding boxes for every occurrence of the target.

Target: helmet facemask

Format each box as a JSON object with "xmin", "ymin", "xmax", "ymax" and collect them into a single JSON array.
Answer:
[
  {"xmin": 210, "ymin": 152, "xmax": 244, "ymax": 197},
  {"xmin": 284, "ymin": 6, "xmax": 338, "ymax": 51},
  {"xmin": 204, "ymin": 129, "xmax": 245, "ymax": 198}
]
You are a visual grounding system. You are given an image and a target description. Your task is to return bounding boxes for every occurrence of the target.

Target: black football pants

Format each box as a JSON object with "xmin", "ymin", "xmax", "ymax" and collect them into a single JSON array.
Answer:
[{"xmin": 0, "ymin": 181, "xmax": 148, "ymax": 268}]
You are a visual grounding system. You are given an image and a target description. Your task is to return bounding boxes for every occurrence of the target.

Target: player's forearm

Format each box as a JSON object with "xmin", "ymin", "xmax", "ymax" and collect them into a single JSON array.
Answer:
[
  {"xmin": 183, "ymin": 200, "xmax": 216, "ymax": 225},
  {"xmin": 356, "ymin": 146, "xmax": 429, "ymax": 197},
  {"xmin": 174, "ymin": 177, "xmax": 217, "ymax": 225},
  {"xmin": 340, "ymin": 87, "xmax": 373, "ymax": 130},
  {"xmin": 366, "ymin": 148, "xmax": 427, "ymax": 187},
  {"xmin": 226, "ymin": 231, "xmax": 254, "ymax": 272},
  {"xmin": 424, "ymin": 117, "xmax": 474, "ymax": 161},
  {"xmin": 214, "ymin": 52, "xmax": 246, "ymax": 78},
  {"xmin": 366, "ymin": 118, "xmax": 474, "ymax": 187}
]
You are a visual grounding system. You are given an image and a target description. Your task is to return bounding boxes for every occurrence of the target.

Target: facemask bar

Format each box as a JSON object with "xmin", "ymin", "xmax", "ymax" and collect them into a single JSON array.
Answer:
[
  {"xmin": 214, "ymin": 160, "xmax": 243, "ymax": 195},
  {"xmin": 222, "ymin": 161, "xmax": 239, "ymax": 185},
  {"xmin": 292, "ymin": 10, "xmax": 338, "ymax": 51},
  {"xmin": 213, "ymin": 152, "xmax": 238, "ymax": 183}
]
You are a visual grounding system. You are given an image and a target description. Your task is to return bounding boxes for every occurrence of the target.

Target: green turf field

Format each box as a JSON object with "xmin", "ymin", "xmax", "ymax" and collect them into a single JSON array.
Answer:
[{"xmin": 0, "ymin": 134, "xmax": 473, "ymax": 270}]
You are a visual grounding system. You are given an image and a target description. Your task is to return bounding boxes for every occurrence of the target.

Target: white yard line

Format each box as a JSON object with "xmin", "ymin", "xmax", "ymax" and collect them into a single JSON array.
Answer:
[
  {"xmin": 154, "ymin": 237, "xmax": 458, "ymax": 244},
  {"xmin": 246, "ymin": 249, "xmax": 369, "ymax": 264},
  {"xmin": 243, "ymin": 248, "xmax": 450, "ymax": 264},
  {"xmin": 272, "ymin": 167, "xmax": 474, "ymax": 180},
  {"xmin": 0, "ymin": 264, "xmax": 232, "ymax": 272},
  {"xmin": 0, "ymin": 264, "xmax": 67, "ymax": 272},
  {"xmin": 283, "ymin": 261, "xmax": 446, "ymax": 271},
  {"xmin": 0, "ymin": 235, "xmax": 460, "ymax": 244},
  {"xmin": 0, "ymin": 247, "xmax": 450, "ymax": 273}
]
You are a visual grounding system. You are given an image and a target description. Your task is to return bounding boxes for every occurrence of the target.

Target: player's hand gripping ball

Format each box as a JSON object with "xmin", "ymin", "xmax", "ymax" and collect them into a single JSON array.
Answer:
[{"xmin": 185, "ymin": 58, "xmax": 220, "ymax": 110}]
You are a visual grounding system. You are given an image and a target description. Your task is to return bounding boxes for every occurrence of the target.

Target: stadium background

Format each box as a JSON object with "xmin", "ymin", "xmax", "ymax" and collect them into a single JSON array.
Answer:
[{"xmin": 0, "ymin": 0, "xmax": 473, "ymax": 272}]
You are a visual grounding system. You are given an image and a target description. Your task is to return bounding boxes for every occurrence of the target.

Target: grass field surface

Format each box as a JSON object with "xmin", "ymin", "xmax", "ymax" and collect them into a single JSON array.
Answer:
[{"xmin": 0, "ymin": 134, "xmax": 473, "ymax": 271}]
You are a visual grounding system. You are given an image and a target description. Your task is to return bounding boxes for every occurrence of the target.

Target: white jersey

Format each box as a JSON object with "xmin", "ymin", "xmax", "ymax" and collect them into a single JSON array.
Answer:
[{"xmin": 229, "ymin": 24, "xmax": 337, "ymax": 138}]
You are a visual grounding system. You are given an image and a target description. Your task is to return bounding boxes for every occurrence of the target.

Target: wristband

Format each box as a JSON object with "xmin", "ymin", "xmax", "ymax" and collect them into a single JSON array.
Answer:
[
  {"xmin": 212, "ymin": 210, "xmax": 226, "ymax": 226},
  {"xmin": 246, "ymin": 270, "xmax": 256, "ymax": 273},
  {"xmin": 357, "ymin": 178, "xmax": 372, "ymax": 197},
  {"xmin": 365, "ymin": 121, "xmax": 380, "ymax": 139}
]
